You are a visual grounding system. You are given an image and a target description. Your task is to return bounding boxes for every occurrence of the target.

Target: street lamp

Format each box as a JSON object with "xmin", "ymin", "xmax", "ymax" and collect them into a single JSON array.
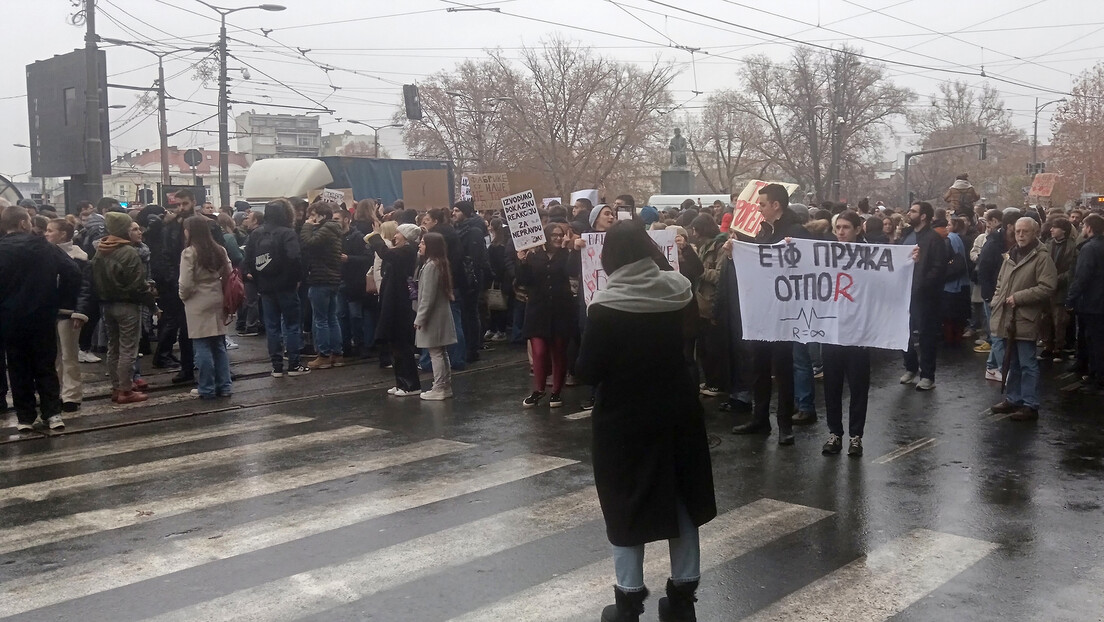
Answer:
[
  {"xmin": 347, "ymin": 120, "xmax": 402, "ymax": 158},
  {"xmin": 194, "ymin": 1, "xmax": 286, "ymax": 207},
  {"xmin": 100, "ymin": 38, "xmax": 212, "ymax": 187},
  {"xmin": 1032, "ymin": 97, "xmax": 1066, "ymax": 174}
]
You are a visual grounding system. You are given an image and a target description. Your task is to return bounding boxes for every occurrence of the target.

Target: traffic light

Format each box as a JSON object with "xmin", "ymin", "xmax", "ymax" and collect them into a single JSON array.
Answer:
[
  {"xmin": 1038, "ymin": 161, "xmax": 1046, "ymax": 173},
  {"xmin": 979, "ymin": 138, "xmax": 987, "ymax": 161},
  {"xmin": 403, "ymin": 84, "xmax": 423, "ymax": 121}
]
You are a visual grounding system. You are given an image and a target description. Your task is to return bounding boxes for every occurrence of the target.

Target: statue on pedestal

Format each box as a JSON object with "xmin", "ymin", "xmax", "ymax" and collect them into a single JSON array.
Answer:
[{"xmin": 668, "ymin": 128, "xmax": 688, "ymax": 168}]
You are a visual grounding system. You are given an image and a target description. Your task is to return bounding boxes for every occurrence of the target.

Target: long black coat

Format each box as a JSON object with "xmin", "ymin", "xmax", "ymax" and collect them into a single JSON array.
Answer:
[
  {"xmin": 366, "ymin": 235, "xmax": 417, "ymax": 345},
  {"xmin": 576, "ymin": 303, "xmax": 717, "ymax": 547},
  {"xmin": 516, "ymin": 248, "xmax": 576, "ymax": 340}
]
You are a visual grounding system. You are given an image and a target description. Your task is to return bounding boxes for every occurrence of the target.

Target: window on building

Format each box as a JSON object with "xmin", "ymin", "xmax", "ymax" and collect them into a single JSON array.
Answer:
[
  {"xmin": 63, "ymin": 87, "xmax": 76, "ymax": 125},
  {"xmin": 298, "ymin": 136, "xmax": 317, "ymax": 147}
]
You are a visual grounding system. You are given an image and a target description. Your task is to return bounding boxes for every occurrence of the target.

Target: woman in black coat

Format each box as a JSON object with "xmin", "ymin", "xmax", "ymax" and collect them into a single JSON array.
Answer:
[
  {"xmin": 576, "ymin": 220, "xmax": 717, "ymax": 622},
  {"xmin": 365, "ymin": 221, "xmax": 422, "ymax": 396},
  {"xmin": 516, "ymin": 222, "xmax": 576, "ymax": 408}
]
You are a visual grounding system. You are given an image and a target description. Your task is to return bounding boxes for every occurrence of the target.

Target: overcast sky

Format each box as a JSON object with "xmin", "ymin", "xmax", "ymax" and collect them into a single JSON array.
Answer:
[{"xmin": 3, "ymin": 0, "xmax": 1101, "ymax": 183}]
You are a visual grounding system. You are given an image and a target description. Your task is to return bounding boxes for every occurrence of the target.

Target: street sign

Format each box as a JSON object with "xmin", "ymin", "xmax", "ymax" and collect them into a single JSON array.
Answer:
[{"xmin": 183, "ymin": 149, "xmax": 203, "ymax": 167}]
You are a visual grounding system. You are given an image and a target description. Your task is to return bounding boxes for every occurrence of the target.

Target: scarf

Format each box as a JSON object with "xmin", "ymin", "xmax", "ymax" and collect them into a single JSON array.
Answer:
[
  {"xmin": 590, "ymin": 257, "xmax": 692, "ymax": 314},
  {"xmin": 1009, "ymin": 238, "xmax": 1039, "ymax": 264},
  {"xmin": 94, "ymin": 235, "xmax": 131, "ymax": 255}
]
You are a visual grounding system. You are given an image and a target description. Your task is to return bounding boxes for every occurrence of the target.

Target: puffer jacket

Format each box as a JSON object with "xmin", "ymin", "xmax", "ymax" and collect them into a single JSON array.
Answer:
[
  {"xmin": 695, "ymin": 234, "xmax": 726, "ymax": 319},
  {"xmin": 299, "ymin": 220, "xmax": 343, "ymax": 286},
  {"xmin": 92, "ymin": 236, "xmax": 154, "ymax": 305},
  {"xmin": 1067, "ymin": 234, "xmax": 1104, "ymax": 314},
  {"xmin": 989, "ymin": 241, "xmax": 1057, "ymax": 342},
  {"xmin": 57, "ymin": 241, "xmax": 94, "ymax": 323},
  {"xmin": 1045, "ymin": 235, "xmax": 1078, "ymax": 302},
  {"xmin": 944, "ymin": 180, "xmax": 979, "ymax": 218},
  {"xmin": 0, "ymin": 232, "xmax": 81, "ymax": 324}
]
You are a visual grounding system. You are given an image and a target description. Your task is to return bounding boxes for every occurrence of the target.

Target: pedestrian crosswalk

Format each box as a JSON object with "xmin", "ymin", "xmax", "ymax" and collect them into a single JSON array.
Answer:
[{"xmin": 0, "ymin": 411, "xmax": 1044, "ymax": 621}]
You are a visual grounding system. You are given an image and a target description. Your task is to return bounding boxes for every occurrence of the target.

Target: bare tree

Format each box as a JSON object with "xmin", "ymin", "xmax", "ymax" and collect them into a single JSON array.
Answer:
[
  {"xmin": 907, "ymin": 80, "xmax": 1029, "ymax": 206},
  {"xmin": 685, "ymin": 90, "xmax": 766, "ymax": 193},
  {"xmin": 740, "ymin": 46, "xmax": 913, "ymax": 202},
  {"xmin": 1051, "ymin": 63, "xmax": 1104, "ymax": 200}
]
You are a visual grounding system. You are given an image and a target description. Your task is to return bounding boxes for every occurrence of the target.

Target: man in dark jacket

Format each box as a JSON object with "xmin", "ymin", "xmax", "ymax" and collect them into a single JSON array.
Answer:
[
  {"xmin": 731, "ymin": 183, "xmax": 809, "ymax": 444},
  {"xmin": 339, "ymin": 203, "xmax": 376, "ymax": 357},
  {"xmin": 301, "ymin": 201, "xmax": 345, "ymax": 369},
  {"xmin": 148, "ymin": 189, "xmax": 200, "ymax": 381},
  {"xmin": 246, "ymin": 199, "xmax": 308, "ymax": 377},
  {"xmin": 0, "ymin": 205, "xmax": 81, "ymax": 431},
  {"xmin": 453, "ymin": 200, "xmax": 491, "ymax": 363},
  {"xmin": 426, "ymin": 207, "xmax": 467, "ymax": 369},
  {"xmin": 236, "ymin": 209, "xmax": 265, "ymax": 336},
  {"xmin": 899, "ymin": 201, "xmax": 949, "ymax": 390},
  {"xmin": 1066, "ymin": 214, "xmax": 1104, "ymax": 393}
]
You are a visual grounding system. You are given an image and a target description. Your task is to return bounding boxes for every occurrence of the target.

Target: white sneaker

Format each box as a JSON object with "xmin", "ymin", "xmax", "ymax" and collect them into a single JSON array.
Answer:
[
  {"xmin": 984, "ymin": 368, "xmax": 1003, "ymax": 382},
  {"xmin": 47, "ymin": 415, "xmax": 65, "ymax": 430},
  {"xmin": 225, "ymin": 338, "xmax": 239, "ymax": 350},
  {"xmin": 915, "ymin": 378, "xmax": 935, "ymax": 391},
  {"xmin": 420, "ymin": 389, "xmax": 450, "ymax": 401},
  {"xmin": 975, "ymin": 338, "xmax": 988, "ymax": 346},
  {"xmin": 78, "ymin": 350, "xmax": 101, "ymax": 363},
  {"xmin": 15, "ymin": 421, "xmax": 35, "ymax": 433},
  {"xmin": 386, "ymin": 387, "xmax": 399, "ymax": 395},
  {"xmin": 899, "ymin": 371, "xmax": 917, "ymax": 384},
  {"xmin": 393, "ymin": 388, "xmax": 422, "ymax": 397}
]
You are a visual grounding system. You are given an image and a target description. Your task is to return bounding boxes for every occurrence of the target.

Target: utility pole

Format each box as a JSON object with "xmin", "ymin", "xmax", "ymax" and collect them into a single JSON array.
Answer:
[
  {"xmin": 1031, "ymin": 97, "xmax": 1065, "ymax": 176},
  {"xmin": 217, "ymin": 16, "xmax": 230, "ymax": 207},
  {"xmin": 158, "ymin": 59, "xmax": 170, "ymax": 188},
  {"xmin": 83, "ymin": 0, "xmax": 103, "ymax": 201}
]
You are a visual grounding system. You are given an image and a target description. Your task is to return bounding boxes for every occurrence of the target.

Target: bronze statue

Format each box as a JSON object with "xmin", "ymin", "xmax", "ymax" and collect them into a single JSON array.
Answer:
[{"xmin": 668, "ymin": 128, "xmax": 688, "ymax": 168}]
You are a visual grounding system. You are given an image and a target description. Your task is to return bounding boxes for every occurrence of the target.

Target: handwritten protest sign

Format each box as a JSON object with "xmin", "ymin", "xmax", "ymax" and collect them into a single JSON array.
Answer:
[
  {"xmin": 469, "ymin": 173, "xmax": 511, "ymax": 211},
  {"xmin": 309, "ymin": 187, "xmax": 354, "ymax": 210},
  {"xmin": 729, "ymin": 180, "xmax": 800, "ymax": 238},
  {"xmin": 501, "ymin": 190, "xmax": 546, "ymax": 251},
  {"xmin": 581, "ymin": 230, "xmax": 679, "ymax": 305},
  {"xmin": 731, "ymin": 239, "xmax": 915, "ymax": 350},
  {"xmin": 1028, "ymin": 173, "xmax": 1058, "ymax": 197}
]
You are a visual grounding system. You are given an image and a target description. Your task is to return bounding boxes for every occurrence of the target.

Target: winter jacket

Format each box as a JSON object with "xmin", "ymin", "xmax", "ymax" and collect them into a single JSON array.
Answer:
[
  {"xmin": 149, "ymin": 213, "xmax": 224, "ymax": 285},
  {"xmin": 365, "ymin": 233, "xmax": 418, "ymax": 345},
  {"xmin": 516, "ymin": 247, "xmax": 576, "ymax": 340},
  {"xmin": 1045, "ymin": 235, "xmax": 1078, "ymax": 302},
  {"xmin": 300, "ymin": 220, "xmax": 343, "ymax": 286},
  {"xmin": 695, "ymin": 235, "xmax": 726, "ymax": 319},
  {"xmin": 91, "ymin": 236, "xmax": 153, "ymax": 306},
  {"xmin": 222, "ymin": 232, "xmax": 244, "ymax": 266},
  {"xmin": 455, "ymin": 216, "xmax": 491, "ymax": 294},
  {"xmin": 976, "ymin": 228, "xmax": 1008, "ymax": 302},
  {"xmin": 179, "ymin": 245, "xmax": 231, "ymax": 339},
  {"xmin": 989, "ymin": 242, "xmax": 1057, "ymax": 342},
  {"xmin": 414, "ymin": 260, "xmax": 458, "ymax": 349},
  {"xmin": 77, "ymin": 213, "xmax": 107, "ymax": 257},
  {"xmin": 340, "ymin": 220, "xmax": 375, "ymax": 302},
  {"xmin": 430, "ymin": 222, "xmax": 464, "ymax": 296},
  {"xmin": 755, "ymin": 207, "xmax": 811, "ymax": 245},
  {"xmin": 245, "ymin": 203, "xmax": 303, "ymax": 295},
  {"xmin": 56, "ymin": 241, "xmax": 94, "ymax": 323},
  {"xmin": 0, "ymin": 232, "xmax": 82, "ymax": 327},
  {"xmin": 944, "ymin": 180, "xmax": 979, "ymax": 218},
  {"xmin": 900, "ymin": 225, "xmax": 949, "ymax": 305},
  {"xmin": 1066, "ymin": 234, "xmax": 1104, "ymax": 314}
]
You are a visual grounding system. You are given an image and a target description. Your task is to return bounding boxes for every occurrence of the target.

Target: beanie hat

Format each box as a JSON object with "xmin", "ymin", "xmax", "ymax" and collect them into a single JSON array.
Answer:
[
  {"xmin": 18, "ymin": 198, "xmax": 37, "ymax": 209},
  {"xmin": 234, "ymin": 200, "xmax": 251, "ymax": 212},
  {"xmin": 639, "ymin": 205, "xmax": 659, "ymax": 226},
  {"xmin": 455, "ymin": 200, "xmax": 475, "ymax": 218},
  {"xmin": 589, "ymin": 204, "xmax": 609, "ymax": 229},
  {"xmin": 105, "ymin": 212, "xmax": 133, "ymax": 238},
  {"xmin": 396, "ymin": 223, "xmax": 422, "ymax": 245}
]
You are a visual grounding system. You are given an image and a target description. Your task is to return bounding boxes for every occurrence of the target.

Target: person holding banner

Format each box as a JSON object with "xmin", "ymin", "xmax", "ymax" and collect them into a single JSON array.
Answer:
[
  {"xmin": 517, "ymin": 222, "xmax": 575, "ymax": 408},
  {"xmin": 731, "ymin": 184, "xmax": 812, "ymax": 445},
  {"xmin": 576, "ymin": 220, "xmax": 716, "ymax": 622}
]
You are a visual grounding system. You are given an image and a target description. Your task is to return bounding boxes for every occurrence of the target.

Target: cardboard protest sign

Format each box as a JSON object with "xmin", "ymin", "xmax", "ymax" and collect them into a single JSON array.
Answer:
[
  {"xmin": 730, "ymin": 239, "xmax": 915, "ymax": 350},
  {"xmin": 501, "ymin": 190, "xmax": 546, "ymax": 251},
  {"xmin": 469, "ymin": 173, "xmax": 511, "ymax": 211},
  {"xmin": 308, "ymin": 187, "xmax": 354, "ymax": 210},
  {"xmin": 1028, "ymin": 173, "xmax": 1058, "ymax": 198},
  {"xmin": 571, "ymin": 189, "xmax": 599, "ymax": 207},
  {"xmin": 581, "ymin": 229, "xmax": 680, "ymax": 305},
  {"xmin": 729, "ymin": 180, "xmax": 800, "ymax": 238},
  {"xmin": 401, "ymin": 169, "xmax": 450, "ymax": 209}
]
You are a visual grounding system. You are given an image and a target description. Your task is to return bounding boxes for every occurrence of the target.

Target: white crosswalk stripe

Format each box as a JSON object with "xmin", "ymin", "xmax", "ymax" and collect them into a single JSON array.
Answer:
[
  {"xmin": 0, "ymin": 426, "xmax": 384, "ymax": 506},
  {"xmin": 0, "ymin": 414, "xmax": 311, "ymax": 473},
  {"xmin": 0, "ymin": 438, "xmax": 471, "ymax": 556},
  {"xmin": 0, "ymin": 452, "xmax": 577, "ymax": 618},
  {"xmin": 448, "ymin": 498, "xmax": 835, "ymax": 622},
  {"xmin": 741, "ymin": 529, "xmax": 998, "ymax": 621}
]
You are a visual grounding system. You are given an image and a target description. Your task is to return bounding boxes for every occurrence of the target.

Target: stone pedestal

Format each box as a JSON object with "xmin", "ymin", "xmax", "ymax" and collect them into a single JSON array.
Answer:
[{"xmin": 661, "ymin": 169, "xmax": 693, "ymax": 195}]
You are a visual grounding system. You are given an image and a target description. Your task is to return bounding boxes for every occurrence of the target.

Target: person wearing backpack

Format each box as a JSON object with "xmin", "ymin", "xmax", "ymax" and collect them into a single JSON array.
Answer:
[{"xmin": 245, "ymin": 199, "xmax": 309, "ymax": 378}]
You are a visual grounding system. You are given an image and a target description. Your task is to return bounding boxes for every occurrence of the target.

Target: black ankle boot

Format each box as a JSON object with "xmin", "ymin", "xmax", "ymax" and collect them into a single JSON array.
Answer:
[
  {"xmin": 600, "ymin": 585, "xmax": 648, "ymax": 622},
  {"xmin": 658, "ymin": 578, "xmax": 698, "ymax": 621}
]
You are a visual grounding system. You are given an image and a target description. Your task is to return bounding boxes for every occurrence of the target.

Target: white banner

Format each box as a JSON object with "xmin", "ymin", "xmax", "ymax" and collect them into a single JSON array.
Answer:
[
  {"xmin": 570, "ymin": 189, "xmax": 598, "ymax": 206},
  {"xmin": 501, "ymin": 189, "xmax": 546, "ymax": 251},
  {"xmin": 581, "ymin": 230, "xmax": 679, "ymax": 305},
  {"xmin": 731, "ymin": 239, "xmax": 915, "ymax": 350}
]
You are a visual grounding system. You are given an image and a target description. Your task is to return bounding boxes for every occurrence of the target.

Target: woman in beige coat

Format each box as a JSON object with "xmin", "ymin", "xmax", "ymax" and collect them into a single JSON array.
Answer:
[{"xmin": 179, "ymin": 216, "xmax": 232, "ymax": 399}]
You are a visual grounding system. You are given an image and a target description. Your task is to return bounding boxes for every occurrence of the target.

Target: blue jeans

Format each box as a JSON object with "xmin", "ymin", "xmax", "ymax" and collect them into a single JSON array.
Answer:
[
  {"xmin": 983, "ymin": 300, "xmax": 1004, "ymax": 370},
  {"xmin": 346, "ymin": 299, "xmax": 377, "ymax": 352},
  {"xmin": 611, "ymin": 500, "xmax": 700, "ymax": 591},
  {"xmin": 308, "ymin": 285, "xmax": 343, "ymax": 357},
  {"xmin": 193, "ymin": 336, "xmax": 231, "ymax": 398},
  {"xmin": 793, "ymin": 342, "xmax": 816, "ymax": 413},
  {"xmin": 996, "ymin": 338, "xmax": 1040, "ymax": 409},
  {"xmin": 512, "ymin": 299, "xmax": 528, "ymax": 344},
  {"xmin": 261, "ymin": 290, "xmax": 302, "ymax": 370}
]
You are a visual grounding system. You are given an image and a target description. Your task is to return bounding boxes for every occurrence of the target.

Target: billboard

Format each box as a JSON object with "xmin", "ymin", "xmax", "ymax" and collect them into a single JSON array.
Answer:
[{"xmin": 26, "ymin": 49, "xmax": 111, "ymax": 177}]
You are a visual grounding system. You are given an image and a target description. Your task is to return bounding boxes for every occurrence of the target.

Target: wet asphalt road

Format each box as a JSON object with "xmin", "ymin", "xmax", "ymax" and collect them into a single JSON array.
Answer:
[{"xmin": 1, "ymin": 334, "xmax": 1102, "ymax": 621}]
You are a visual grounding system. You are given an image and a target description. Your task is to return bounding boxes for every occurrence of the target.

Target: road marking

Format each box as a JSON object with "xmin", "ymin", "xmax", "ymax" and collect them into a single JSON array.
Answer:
[
  {"xmin": 0, "ymin": 426, "xmax": 384, "ymax": 506},
  {"xmin": 741, "ymin": 529, "xmax": 998, "ymax": 621},
  {"xmin": 564, "ymin": 410, "xmax": 591, "ymax": 420},
  {"xmin": 142, "ymin": 487, "xmax": 600, "ymax": 622},
  {"xmin": 872, "ymin": 437, "xmax": 940, "ymax": 464},
  {"xmin": 447, "ymin": 498, "xmax": 834, "ymax": 622},
  {"xmin": 1056, "ymin": 372, "xmax": 1075, "ymax": 381},
  {"xmin": 0, "ymin": 438, "xmax": 471, "ymax": 556},
  {"xmin": 0, "ymin": 414, "xmax": 311, "ymax": 472},
  {"xmin": 66, "ymin": 391, "xmax": 199, "ymax": 419},
  {"xmin": 1030, "ymin": 566, "xmax": 1104, "ymax": 621},
  {"xmin": 0, "ymin": 453, "xmax": 577, "ymax": 618}
]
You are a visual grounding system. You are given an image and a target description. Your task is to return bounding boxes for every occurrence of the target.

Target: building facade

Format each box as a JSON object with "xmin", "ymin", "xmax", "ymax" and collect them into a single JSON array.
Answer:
[
  {"xmin": 104, "ymin": 147, "xmax": 249, "ymax": 206},
  {"xmin": 235, "ymin": 112, "xmax": 321, "ymax": 162}
]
